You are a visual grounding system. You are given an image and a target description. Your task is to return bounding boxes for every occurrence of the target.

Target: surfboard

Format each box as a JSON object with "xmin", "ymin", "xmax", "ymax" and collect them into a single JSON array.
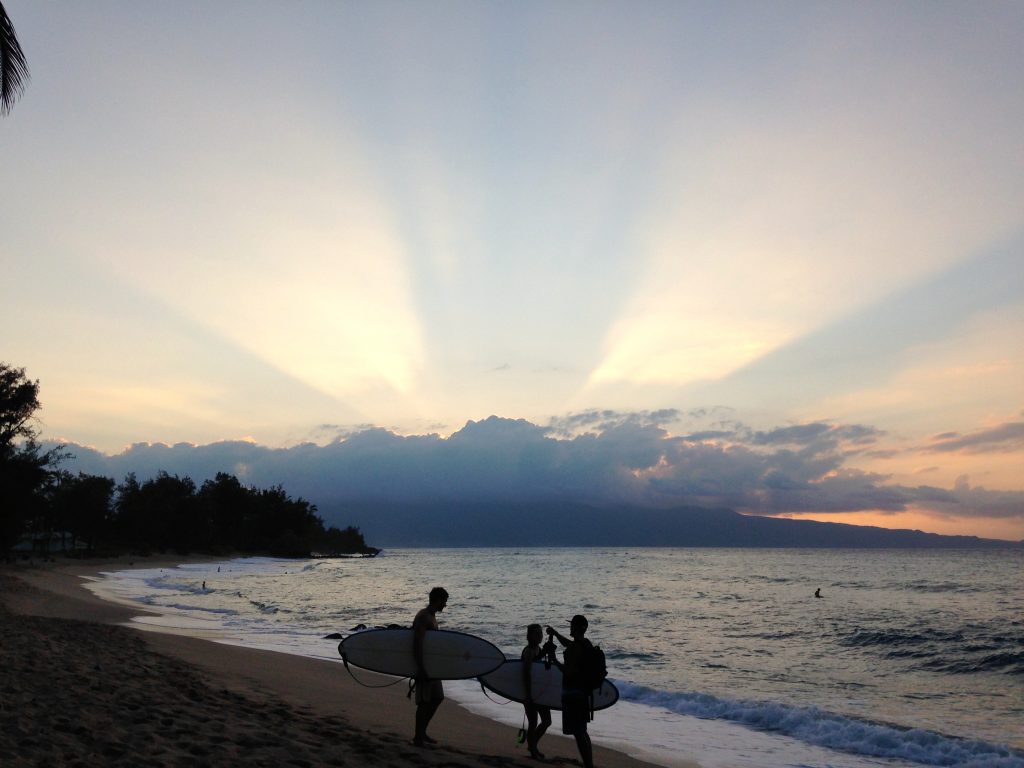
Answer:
[
  {"xmin": 338, "ymin": 628, "xmax": 505, "ymax": 680},
  {"xmin": 478, "ymin": 659, "xmax": 620, "ymax": 711}
]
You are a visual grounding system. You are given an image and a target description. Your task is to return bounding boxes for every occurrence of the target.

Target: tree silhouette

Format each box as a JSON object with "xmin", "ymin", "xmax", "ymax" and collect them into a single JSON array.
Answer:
[
  {"xmin": 109, "ymin": 470, "xmax": 377, "ymax": 557},
  {"xmin": 50, "ymin": 472, "xmax": 115, "ymax": 552},
  {"xmin": 0, "ymin": 1, "xmax": 29, "ymax": 115},
  {"xmin": 1, "ymin": 363, "xmax": 59, "ymax": 550},
  {"xmin": 0, "ymin": 363, "xmax": 40, "ymax": 448}
]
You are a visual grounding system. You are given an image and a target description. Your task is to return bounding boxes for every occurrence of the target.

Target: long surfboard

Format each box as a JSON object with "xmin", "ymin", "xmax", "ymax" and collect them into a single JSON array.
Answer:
[
  {"xmin": 478, "ymin": 659, "xmax": 620, "ymax": 711},
  {"xmin": 338, "ymin": 628, "xmax": 505, "ymax": 680}
]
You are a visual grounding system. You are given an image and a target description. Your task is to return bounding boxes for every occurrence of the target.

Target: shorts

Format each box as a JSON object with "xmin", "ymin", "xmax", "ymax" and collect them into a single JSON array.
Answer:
[
  {"xmin": 415, "ymin": 678, "xmax": 444, "ymax": 705},
  {"xmin": 561, "ymin": 689, "xmax": 588, "ymax": 735}
]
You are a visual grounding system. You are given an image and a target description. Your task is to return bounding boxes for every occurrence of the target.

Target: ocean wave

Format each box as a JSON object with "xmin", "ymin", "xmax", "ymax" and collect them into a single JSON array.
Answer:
[
  {"xmin": 145, "ymin": 579, "xmax": 207, "ymax": 593},
  {"xmin": 161, "ymin": 603, "xmax": 238, "ymax": 616},
  {"xmin": 605, "ymin": 649, "xmax": 665, "ymax": 663},
  {"xmin": 840, "ymin": 628, "xmax": 965, "ymax": 648},
  {"xmin": 248, "ymin": 600, "xmax": 279, "ymax": 614},
  {"xmin": 744, "ymin": 575, "xmax": 795, "ymax": 584},
  {"xmin": 897, "ymin": 581, "xmax": 986, "ymax": 594},
  {"xmin": 920, "ymin": 651, "xmax": 1024, "ymax": 676},
  {"xmin": 616, "ymin": 682, "xmax": 1024, "ymax": 767},
  {"xmin": 723, "ymin": 629, "xmax": 803, "ymax": 640},
  {"xmin": 839, "ymin": 626, "xmax": 1024, "ymax": 675}
]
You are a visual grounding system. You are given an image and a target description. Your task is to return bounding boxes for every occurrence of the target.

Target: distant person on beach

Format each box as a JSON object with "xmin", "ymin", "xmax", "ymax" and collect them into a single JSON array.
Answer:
[
  {"xmin": 547, "ymin": 615, "xmax": 596, "ymax": 768},
  {"xmin": 815, "ymin": 588, "xmax": 822, "ymax": 598},
  {"xmin": 521, "ymin": 623, "xmax": 553, "ymax": 759},
  {"xmin": 413, "ymin": 586, "xmax": 448, "ymax": 746}
]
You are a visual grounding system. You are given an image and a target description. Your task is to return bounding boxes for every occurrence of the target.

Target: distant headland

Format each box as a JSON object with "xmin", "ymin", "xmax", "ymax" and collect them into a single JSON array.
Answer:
[{"xmin": 317, "ymin": 500, "xmax": 1023, "ymax": 549}]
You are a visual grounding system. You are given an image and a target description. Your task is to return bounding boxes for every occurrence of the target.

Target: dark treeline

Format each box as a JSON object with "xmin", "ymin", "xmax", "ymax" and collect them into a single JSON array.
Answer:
[
  {"xmin": 1, "ymin": 362, "xmax": 377, "ymax": 558},
  {"xmin": 42, "ymin": 470, "xmax": 377, "ymax": 558}
]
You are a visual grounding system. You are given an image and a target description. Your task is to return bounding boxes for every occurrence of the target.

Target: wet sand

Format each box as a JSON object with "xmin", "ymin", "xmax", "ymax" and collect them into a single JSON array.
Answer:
[{"xmin": 1, "ymin": 557, "xmax": 684, "ymax": 767}]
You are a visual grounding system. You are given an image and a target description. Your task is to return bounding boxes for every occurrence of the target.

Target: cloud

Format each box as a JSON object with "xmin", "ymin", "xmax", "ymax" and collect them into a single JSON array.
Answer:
[
  {"xmin": 546, "ymin": 408, "xmax": 682, "ymax": 437},
  {"xmin": 52, "ymin": 413, "xmax": 1024, "ymax": 524},
  {"xmin": 899, "ymin": 477, "xmax": 1024, "ymax": 520},
  {"xmin": 749, "ymin": 423, "xmax": 884, "ymax": 448},
  {"xmin": 923, "ymin": 421, "xmax": 1024, "ymax": 454},
  {"xmin": 865, "ymin": 449, "xmax": 901, "ymax": 460}
]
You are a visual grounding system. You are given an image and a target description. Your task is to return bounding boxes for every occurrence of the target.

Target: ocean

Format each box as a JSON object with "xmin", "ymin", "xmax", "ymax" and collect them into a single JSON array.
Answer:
[{"xmin": 87, "ymin": 548, "xmax": 1024, "ymax": 768}]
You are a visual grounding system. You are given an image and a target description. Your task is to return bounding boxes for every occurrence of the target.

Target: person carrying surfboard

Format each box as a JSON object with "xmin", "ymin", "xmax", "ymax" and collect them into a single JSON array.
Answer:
[
  {"xmin": 521, "ymin": 624, "xmax": 553, "ymax": 759},
  {"xmin": 546, "ymin": 615, "xmax": 596, "ymax": 768},
  {"xmin": 413, "ymin": 586, "xmax": 448, "ymax": 747}
]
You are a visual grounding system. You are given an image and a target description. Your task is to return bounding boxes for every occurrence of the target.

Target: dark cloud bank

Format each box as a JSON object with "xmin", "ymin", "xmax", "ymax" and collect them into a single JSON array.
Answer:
[{"xmin": 55, "ymin": 415, "xmax": 1024, "ymax": 547}]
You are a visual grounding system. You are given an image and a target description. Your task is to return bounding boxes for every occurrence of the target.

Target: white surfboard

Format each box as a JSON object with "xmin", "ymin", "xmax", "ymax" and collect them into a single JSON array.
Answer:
[
  {"xmin": 479, "ymin": 659, "xmax": 620, "ymax": 711},
  {"xmin": 338, "ymin": 628, "xmax": 505, "ymax": 680}
]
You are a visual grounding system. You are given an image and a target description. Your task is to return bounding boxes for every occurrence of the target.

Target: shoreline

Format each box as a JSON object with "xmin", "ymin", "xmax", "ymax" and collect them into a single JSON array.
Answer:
[{"xmin": 1, "ymin": 555, "xmax": 686, "ymax": 768}]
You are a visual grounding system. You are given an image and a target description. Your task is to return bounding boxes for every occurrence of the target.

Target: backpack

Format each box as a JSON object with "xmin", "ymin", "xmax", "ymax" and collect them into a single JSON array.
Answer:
[{"xmin": 580, "ymin": 641, "xmax": 608, "ymax": 691}]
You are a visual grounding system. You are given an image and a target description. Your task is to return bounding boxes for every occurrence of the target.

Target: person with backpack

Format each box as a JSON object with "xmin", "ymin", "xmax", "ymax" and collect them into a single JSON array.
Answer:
[{"xmin": 546, "ymin": 614, "xmax": 604, "ymax": 768}]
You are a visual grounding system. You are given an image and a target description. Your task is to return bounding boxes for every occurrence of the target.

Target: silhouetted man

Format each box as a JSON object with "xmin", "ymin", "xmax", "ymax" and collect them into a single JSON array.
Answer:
[
  {"xmin": 547, "ymin": 615, "xmax": 595, "ymax": 768},
  {"xmin": 413, "ymin": 586, "xmax": 448, "ymax": 746}
]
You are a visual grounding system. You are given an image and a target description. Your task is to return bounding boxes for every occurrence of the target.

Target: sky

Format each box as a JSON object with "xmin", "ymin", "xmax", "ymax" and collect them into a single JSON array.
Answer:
[{"xmin": 2, "ymin": 1, "xmax": 1022, "ymax": 540}]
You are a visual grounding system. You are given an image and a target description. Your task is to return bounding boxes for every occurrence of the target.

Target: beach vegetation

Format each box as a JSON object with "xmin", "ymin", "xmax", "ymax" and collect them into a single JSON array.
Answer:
[
  {"xmin": 107, "ymin": 470, "xmax": 378, "ymax": 557},
  {"xmin": 10, "ymin": 463, "xmax": 377, "ymax": 560},
  {"xmin": 14, "ymin": 471, "xmax": 115, "ymax": 555},
  {"xmin": 0, "ymin": 364, "xmax": 64, "ymax": 551}
]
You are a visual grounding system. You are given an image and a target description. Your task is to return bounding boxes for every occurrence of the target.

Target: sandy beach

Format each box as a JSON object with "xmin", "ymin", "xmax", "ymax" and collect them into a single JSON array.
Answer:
[{"xmin": 1, "ymin": 557, "xmax": 674, "ymax": 768}]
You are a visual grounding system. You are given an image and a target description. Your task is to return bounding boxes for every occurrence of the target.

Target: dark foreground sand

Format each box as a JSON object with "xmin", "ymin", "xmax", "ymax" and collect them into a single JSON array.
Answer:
[{"xmin": 1, "ymin": 558, "xmax": 682, "ymax": 768}]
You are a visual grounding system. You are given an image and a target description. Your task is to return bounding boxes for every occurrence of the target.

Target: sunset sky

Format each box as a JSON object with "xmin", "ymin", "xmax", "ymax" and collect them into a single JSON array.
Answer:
[{"xmin": 2, "ymin": 2, "xmax": 1022, "ymax": 539}]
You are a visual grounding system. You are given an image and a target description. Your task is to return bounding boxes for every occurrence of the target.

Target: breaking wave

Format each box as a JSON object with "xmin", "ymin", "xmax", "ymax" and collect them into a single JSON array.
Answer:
[{"xmin": 616, "ymin": 682, "xmax": 1024, "ymax": 767}]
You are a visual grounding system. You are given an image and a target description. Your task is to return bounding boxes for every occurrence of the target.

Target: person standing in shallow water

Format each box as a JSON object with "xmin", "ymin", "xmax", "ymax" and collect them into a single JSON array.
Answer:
[
  {"xmin": 547, "ymin": 615, "xmax": 595, "ymax": 768},
  {"xmin": 413, "ymin": 586, "xmax": 448, "ymax": 746}
]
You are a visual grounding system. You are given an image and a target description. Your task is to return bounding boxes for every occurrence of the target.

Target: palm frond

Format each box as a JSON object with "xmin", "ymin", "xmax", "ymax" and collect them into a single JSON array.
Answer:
[{"xmin": 1, "ymin": 1, "xmax": 30, "ymax": 116}]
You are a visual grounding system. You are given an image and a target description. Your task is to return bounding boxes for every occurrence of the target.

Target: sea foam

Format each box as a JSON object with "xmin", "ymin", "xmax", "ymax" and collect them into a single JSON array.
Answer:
[{"xmin": 615, "ymin": 682, "xmax": 1024, "ymax": 767}]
